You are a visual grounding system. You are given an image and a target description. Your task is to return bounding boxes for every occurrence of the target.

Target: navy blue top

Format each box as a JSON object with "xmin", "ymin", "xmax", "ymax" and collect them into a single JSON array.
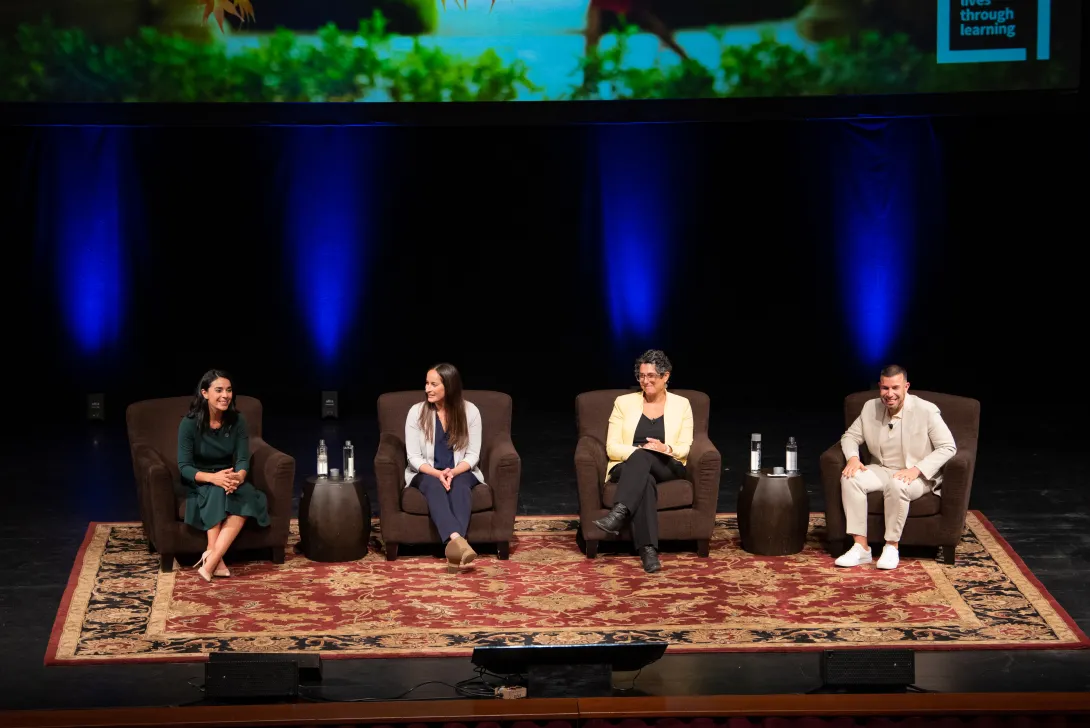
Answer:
[{"xmin": 433, "ymin": 413, "xmax": 455, "ymax": 470}]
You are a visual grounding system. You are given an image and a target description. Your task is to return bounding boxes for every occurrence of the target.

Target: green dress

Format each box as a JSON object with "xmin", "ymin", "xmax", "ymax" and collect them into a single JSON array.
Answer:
[{"xmin": 177, "ymin": 413, "xmax": 270, "ymax": 531}]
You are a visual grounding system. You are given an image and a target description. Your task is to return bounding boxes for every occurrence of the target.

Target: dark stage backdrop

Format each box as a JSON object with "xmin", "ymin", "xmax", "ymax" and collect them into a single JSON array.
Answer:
[{"xmin": 0, "ymin": 113, "xmax": 1082, "ymax": 427}]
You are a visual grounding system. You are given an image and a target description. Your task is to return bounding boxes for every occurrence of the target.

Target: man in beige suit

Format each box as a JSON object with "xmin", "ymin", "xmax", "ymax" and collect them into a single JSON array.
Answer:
[{"xmin": 835, "ymin": 365, "xmax": 957, "ymax": 570}]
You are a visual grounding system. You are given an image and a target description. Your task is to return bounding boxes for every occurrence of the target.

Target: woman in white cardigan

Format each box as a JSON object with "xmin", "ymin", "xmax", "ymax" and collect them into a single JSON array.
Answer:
[{"xmin": 405, "ymin": 363, "xmax": 485, "ymax": 573}]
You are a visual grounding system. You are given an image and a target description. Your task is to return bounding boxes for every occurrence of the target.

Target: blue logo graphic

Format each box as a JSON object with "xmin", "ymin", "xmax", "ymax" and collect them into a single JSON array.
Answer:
[{"xmin": 938, "ymin": 0, "xmax": 1050, "ymax": 63}]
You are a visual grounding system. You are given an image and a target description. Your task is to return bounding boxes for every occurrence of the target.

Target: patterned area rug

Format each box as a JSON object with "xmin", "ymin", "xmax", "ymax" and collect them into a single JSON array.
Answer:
[{"xmin": 46, "ymin": 512, "xmax": 1088, "ymax": 664}]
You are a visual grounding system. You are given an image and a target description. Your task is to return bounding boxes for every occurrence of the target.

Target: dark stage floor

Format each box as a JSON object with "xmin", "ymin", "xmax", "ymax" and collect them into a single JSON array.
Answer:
[{"xmin": 2, "ymin": 406, "xmax": 1088, "ymax": 711}]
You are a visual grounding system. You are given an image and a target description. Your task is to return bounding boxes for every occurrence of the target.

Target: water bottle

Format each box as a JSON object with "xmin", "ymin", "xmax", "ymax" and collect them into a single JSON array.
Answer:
[
  {"xmin": 786, "ymin": 436, "xmax": 798, "ymax": 474},
  {"xmin": 749, "ymin": 434, "xmax": 762, "ymax": 472},
  {"xmin": 343, "ymin": 440, "xmax": 355, "ymax": 479},
  {"xmin": 317, "ymin": 439, "xmax": 329, "ymax": 477}
]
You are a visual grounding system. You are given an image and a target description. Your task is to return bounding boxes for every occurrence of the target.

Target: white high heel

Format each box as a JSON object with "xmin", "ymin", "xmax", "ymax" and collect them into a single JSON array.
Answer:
[
  {"xmin": 195, "ymin": 550, "xmax": 229, "ymax": 580},
  {"xmin": 194, "ymin": 552, "xmax": 214, "ymax": 583}
]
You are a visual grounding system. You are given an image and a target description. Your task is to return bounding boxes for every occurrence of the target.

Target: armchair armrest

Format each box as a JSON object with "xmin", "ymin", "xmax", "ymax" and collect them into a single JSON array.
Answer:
[
  {"xmin": 250, "ymin": 437, "xmax": 296, "ymax": 520},
  {"xmin": 574, "ymin": 435, "xmax": 608, "ymax": 517},
  {"xmin": 820, "ymin": 441, "xmax": 847, "ymax": 475},
  {"xmin": 485, "ymin": 434, "xmax": 521, "ymax": 537},
  {"xmin": 819, "ymin": 442, "xmax": 848, "ymax": 542},
  {"xmin": 485, "ymin": 435, "xmax": 521, "ymax": 497},
  {"xmin": 374, "ymin": 432, "xmax": 407, "ymax": 517},
  {"xmin": 132, "ymin": 443, "xmax": 179, "ymax": 534},
  {"xmin": 686, "ymin": 434, "xmax": 721, "ymax": 514},
  {"xmin": 937, "ymin": 441, "xmax": 977, "ymax": 529}
]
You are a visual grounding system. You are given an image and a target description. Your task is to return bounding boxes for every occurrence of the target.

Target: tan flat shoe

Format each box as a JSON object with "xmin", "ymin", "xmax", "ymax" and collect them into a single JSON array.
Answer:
[
  {"xmin": 456, "ymin": 537, "xmax": 477, "ymax": 567},
  {"xmin": 444, "ymin": 539, "xmax": 463, "ymax": 574},
  {"xmin": 444, "ymin": 537, "xmax": 477, "ymax": 573}
]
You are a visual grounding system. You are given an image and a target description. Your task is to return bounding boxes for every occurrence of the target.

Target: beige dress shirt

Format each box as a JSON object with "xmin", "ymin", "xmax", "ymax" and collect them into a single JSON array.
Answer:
[{"xmin": 878, "ymin": 406, "xmax": 906, "ymax": 470}]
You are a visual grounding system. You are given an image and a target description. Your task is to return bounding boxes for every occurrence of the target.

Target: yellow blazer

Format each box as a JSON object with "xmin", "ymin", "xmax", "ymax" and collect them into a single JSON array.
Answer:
[{"xmin": 605, "ymin": 391, "xmax": 694, "ymax": 479}]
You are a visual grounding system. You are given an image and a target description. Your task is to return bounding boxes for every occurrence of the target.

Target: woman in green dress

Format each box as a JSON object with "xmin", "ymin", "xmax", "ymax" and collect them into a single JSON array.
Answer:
[{"xmin": 177, "ymin": 369, "xmax": 270, "ymax": 582}]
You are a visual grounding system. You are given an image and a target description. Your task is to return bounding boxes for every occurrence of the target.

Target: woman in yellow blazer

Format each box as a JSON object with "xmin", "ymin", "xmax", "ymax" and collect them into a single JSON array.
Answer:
[{"xmin": 594, "ymin": 349, "xmax": 693, "ymax": 573}]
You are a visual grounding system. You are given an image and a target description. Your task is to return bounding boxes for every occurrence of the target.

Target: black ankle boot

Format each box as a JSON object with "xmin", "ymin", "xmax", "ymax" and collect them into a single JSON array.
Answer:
[
  {"xmin": 639, "ymin": 545, "xmax": 661, "ymax": 573},
  {"xmin": 593, "ymin": 503, "xmax": 630, "ymax": 535}
]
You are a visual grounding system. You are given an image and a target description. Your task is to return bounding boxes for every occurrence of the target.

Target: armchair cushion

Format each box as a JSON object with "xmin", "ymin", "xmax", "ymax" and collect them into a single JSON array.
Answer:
[
  {"xmin": 400, "ymin": 482, "xmax": 494, "ymax": 515},
  {"xmin": 603, "ymin": 480, "xmax": 693, "ymax": 511}
]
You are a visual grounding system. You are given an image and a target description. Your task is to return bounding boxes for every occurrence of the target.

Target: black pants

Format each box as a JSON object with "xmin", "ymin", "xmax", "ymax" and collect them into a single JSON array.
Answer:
[
  {"xmin": 411, "ymin": 472, "xmax": 479, "ymax": 542},
  {"xmin": 609, "ymin": 448, "xmax": 686, "ymax": 549}
]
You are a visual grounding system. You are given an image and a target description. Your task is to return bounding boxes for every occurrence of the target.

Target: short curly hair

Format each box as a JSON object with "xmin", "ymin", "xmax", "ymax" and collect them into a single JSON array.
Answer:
[{"xmin": 634, "ymin": 349, "xmax": 673, "ymax": 379}]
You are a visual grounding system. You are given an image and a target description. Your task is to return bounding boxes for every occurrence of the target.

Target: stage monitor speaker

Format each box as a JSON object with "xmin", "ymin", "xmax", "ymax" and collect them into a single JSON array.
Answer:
[
  {"xmin": 205, "ymin": 653, "xmax": 321, "ymax": 698},
  {"xmin": 527, "ymin": 663, "xmax": 610, "ymax": 698},
  {"xmin": 321, "ymin": 391, "xmax": 338, "ymax": 419},
  {"xmin": 471, "ymin": 642, "xmax": 667, "ymax": 698},
  {"xmin": 87, "ymin": 393, "xmax": 104, "ymax": 421},
  {"xmin": 210, "ymin": 651, "xmax": 323, "ymax": 683},
  {"xmin": 821, "ymin": 649, "xmax": 915, "ymax": 688}
]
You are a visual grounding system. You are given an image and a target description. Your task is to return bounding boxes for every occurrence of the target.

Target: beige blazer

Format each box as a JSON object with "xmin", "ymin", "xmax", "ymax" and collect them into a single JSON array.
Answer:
[
  {"xmin": 840, "ymin": 393, "xmax": 957, "ymax": 489},
  {"xmin": 605, "ymin": 391, "xmax": 693, "ymax": 479}
]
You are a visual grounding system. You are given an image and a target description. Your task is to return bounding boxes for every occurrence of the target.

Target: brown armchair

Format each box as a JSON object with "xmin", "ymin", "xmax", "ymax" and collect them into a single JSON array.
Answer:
[
  {"xmin": 819, "ymin": 390, "xmax": 980, "ymax": 564},
  {"xmin": 574, "ymin": 389, "xmax": 722, "ymax": 558},
  {"xmin": 126, "ymin": 396, "xmax": 296, "ymax": 572},
  {"xmin": 373, "ymin": 390, "xmax": 521, "ymax": 561}
]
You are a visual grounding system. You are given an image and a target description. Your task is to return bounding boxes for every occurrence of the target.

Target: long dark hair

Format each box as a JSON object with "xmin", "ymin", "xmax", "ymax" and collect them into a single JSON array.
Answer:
[
  {"xmin": 186, "ymin": 369, "xmax": 239, "ymax": 434},
  {"xmin": 419, "ymin": 362, "xmax": 469, "ymax": 452}
]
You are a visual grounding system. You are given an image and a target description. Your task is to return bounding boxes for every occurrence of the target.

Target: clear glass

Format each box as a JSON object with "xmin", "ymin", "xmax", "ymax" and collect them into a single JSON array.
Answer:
[{"xmin": 786, "ymin": 437, "xmax": 798, "ymax": 473}]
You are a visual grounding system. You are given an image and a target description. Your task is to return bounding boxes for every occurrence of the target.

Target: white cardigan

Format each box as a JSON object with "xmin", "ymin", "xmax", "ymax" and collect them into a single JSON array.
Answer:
[{"xmin": 403, "ymin": 401, "xmax": 485, "ymax": 488}]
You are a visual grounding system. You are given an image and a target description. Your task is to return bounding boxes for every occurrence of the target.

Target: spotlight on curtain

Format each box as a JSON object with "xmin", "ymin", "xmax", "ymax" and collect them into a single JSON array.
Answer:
[
  {"xmin": 38, "ymin": 128, "xmax": 131, "ymax": 361},
  {"xmin": 285, "ymin": 129, "xmax": 369, "ymax": 375},
  {"xmin": 596, "ymin": 124, "xmax": 675, "ymax": 349},
  {"xmin": 832, "ymin": 120, "xmax": 935, "ymax": 374}
]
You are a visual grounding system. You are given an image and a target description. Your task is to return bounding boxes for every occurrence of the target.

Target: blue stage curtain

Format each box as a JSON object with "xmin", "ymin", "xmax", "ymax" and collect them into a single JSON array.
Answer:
[
  {"xmin": 281, "ymin": 127, "xmax": 375, "ymax": 384},
  {"xmin": 830, "ymin": 119, "xmax": 942, "ymax": 381},
  {"xmin": 33, "ymin": 127, "xmax": 140, "ymax": 388}
]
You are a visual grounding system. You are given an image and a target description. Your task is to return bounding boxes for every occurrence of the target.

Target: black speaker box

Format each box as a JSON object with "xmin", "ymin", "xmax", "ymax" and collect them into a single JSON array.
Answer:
[
  {"xmin": 205, "ymin": 653, "xmax": 323, "ymax": 699},
  {"xmin": 321, "ymin": 390, "xmax": 338, "ymax": 419},
  {"xmin": 87, "ymin": 393, "xmax": 105, "ymax": 421},
  {"xmin": 820, "ymin": 649, "xmax": 915, "ymax": 687},
  {"xmin": 527, "ymin": 663, "xmax": 612, "ymax": 698},
  {"xmin": 212, "ymin": 652, "xmax": 323, "ymax": 682}
]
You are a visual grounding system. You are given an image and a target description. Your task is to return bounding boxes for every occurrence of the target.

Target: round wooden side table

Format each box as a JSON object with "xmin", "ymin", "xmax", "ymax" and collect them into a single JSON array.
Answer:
[
  {"xmin": 298, "ymin": 475, "xmax": 371, "ymax": 562},
  {"xmin": 737, "ymin": 468, "xmax": 810, "ymax": 556}
]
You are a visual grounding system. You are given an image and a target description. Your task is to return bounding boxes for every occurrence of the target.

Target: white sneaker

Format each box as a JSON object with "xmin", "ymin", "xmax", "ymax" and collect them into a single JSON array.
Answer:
[
  {"xmin": 834, "ymin": 543, "xmax": 872, "ymax": 567},
  {"xmin": 876, "ymin": 544, "xmax": 900, "ymax": 570}
]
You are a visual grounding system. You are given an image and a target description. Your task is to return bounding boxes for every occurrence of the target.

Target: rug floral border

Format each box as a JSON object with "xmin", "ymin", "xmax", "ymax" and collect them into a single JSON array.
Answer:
[{"xmin": 46, "ymin": 511, "xmax": 1089, "ymax": 665}]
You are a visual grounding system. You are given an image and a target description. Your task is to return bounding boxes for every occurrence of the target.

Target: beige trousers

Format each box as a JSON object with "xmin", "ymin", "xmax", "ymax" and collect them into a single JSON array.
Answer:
[{"xmin": 840, "ymin": 466, "xmax": 931, "ymax": 543}]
